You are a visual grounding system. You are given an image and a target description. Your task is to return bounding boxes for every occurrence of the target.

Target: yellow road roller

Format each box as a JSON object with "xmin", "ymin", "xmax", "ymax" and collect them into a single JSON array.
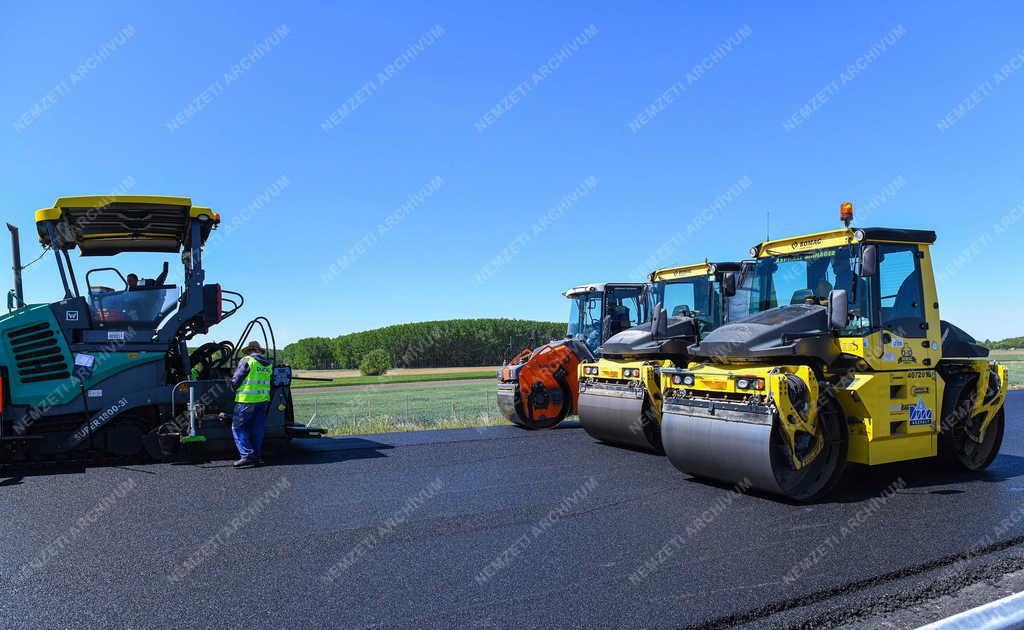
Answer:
[
  {"xmin": 660, "ymin": 204, "xmax": 1009, "ymax": 501},
  {"xmin": 577, "ymin": 262, "xmax": 746, "ymax": 452}
]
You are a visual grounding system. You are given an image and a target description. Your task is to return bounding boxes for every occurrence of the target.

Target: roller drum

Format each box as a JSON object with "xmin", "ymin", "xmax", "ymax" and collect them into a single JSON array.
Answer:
[
  {"xmin": 497, "ymin": 382, "xmax": 527, "ymax": 427},
  {"xmin": 662, "ymin": 395, "xmax": 847, "ymax": 501},
  {"xmin": 578, "ymin": 384, "xmax": 662, "ymax": 452},
  {"xmin": 662, "ymin": 404, "xmax": 783, "ymax": 495}
]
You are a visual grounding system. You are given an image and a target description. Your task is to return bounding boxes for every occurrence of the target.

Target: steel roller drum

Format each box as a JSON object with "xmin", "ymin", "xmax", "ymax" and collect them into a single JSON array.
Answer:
[
  {"xmin": 496, "ymin": 382, "xmax": 527, "ymax": 427},
  {"xmin": 661, "ymin": 397, "xmax": 784, "ymax": 495},
  {"xmin": 578, "ymin": 383, "xmax": 662, "ymax": 452}
]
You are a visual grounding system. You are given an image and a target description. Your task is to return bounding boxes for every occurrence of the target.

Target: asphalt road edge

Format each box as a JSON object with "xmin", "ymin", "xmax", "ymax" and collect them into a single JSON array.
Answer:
[{"xmin": 686, "ymin": 534, "xmax": 1024, "ymax": 629}]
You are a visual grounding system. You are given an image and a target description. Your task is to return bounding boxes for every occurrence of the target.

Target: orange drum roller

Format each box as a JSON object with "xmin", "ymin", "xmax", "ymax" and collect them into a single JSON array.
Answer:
[{"xmin": 497, "ymin": 283, "xmax": 649, "ymax": 429}]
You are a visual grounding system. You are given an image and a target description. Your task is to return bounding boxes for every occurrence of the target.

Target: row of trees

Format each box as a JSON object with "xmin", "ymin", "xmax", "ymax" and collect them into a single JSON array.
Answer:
[
  {"xmin": 282, "ymin": 319, "xmax": 567, "ymax": 370},
  {"xmin": 982, "ymin": 337, "xmax": 1024, "ymax": 350}
]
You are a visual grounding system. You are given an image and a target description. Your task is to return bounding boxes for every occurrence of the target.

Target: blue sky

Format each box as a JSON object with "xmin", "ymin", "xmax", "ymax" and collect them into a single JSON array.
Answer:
[{"xmin": 2, "ymin": 1, "xmax": 1022, "ymax": 345}]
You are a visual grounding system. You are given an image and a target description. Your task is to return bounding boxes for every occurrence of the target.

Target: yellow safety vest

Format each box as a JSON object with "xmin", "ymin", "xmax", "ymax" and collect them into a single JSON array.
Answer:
[{"xmin": 236, "ymin": 356, "xmax": 273, "ymax": 403}]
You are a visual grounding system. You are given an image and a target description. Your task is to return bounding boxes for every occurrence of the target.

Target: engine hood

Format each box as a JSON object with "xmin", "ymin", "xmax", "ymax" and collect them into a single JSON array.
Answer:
[
  {"xmin": 690, "ymin": 304, "xmax": 840, "ymax": 365},
  {"xmin": 940, "ymin": 321, "xmax": 989, "ymax": 358},
  {"xmin": 598, "ymin": 317, "xmax": 698, "ymax": 361}
]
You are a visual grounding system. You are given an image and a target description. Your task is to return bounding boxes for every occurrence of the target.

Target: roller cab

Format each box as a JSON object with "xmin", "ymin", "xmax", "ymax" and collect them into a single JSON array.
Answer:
[
  {"xmin": 660, "ymin": 205, "xmax": 1010, "ymax": 501},
  {"xmin": 577, "ymin": 262, "xmax": 746, "ymax": 452}
]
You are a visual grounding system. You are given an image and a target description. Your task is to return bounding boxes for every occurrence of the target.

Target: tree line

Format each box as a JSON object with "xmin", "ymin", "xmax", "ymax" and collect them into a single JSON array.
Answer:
[
  {"xmin": 983, "ymin": 337, "xmax": 1024, "ymax": 350},
  {"xmin": 282, "ymin": 319, "xmax": 567, "ymax": 370}
]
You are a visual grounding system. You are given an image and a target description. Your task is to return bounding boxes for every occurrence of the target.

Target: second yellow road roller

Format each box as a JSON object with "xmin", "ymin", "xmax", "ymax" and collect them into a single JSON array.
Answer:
[{"xmin": 576, "ymin": 262, "xmax": 746, "ymax": 452}]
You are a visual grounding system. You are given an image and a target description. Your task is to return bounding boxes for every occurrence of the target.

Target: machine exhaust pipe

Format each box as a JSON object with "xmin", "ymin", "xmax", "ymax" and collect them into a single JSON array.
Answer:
[{"xmin": 7, "ymin": 223, "xmax": 24, "ymax": 309}]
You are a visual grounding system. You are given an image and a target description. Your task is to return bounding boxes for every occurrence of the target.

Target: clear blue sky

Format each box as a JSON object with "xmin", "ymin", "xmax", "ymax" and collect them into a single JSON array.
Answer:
[{"xmin": 2, "ymin": 1, "xmax": 1022, "ymax": 345}]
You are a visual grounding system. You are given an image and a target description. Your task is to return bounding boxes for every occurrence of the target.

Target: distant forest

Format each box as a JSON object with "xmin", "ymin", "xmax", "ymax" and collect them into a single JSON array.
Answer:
[
  {"xmin": 983, "ymin": 337, "xmax": 1024, "ymax": 350},
  {"xmin": 281, "ymin": 319, "xmax": 566, "ymax": 370}
]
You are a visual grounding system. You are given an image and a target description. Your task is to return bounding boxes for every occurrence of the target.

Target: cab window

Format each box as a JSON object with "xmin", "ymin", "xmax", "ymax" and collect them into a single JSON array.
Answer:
[
  {"xmin": 877, "ymin": 245, "xmax": 926, "ymax": 338},
  {"xmin": 86, "ymin": 268, "xmax": 180, "ymax": 329},
  {"xmin": 661, "ymin": 282, "xmax": 698, "ymax": 318},
  {"xmin": 605, "ymin": 287, "xmax": 647, "ymax": 336}
]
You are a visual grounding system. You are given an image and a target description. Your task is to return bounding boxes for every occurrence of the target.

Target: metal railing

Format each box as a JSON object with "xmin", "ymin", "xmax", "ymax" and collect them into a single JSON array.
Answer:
[{"xmin": 919, "ymin": 589, "xmax": 1024, "ymax": 629}]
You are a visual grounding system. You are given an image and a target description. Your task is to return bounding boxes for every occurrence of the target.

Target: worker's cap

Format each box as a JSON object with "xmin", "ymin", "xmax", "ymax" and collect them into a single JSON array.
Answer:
[{"xmin": 244, "ymin": 341, "xmax": 266, "ymax": 355}]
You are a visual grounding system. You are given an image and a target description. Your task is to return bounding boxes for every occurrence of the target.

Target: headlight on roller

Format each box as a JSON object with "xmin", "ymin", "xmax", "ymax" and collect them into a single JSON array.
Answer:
[
  {"xmin": 733, "ymin": 375, "xmax": 765, "ymax": 391},
  {"xmin": 683, "ymin": 375, "xmax": 695, "ymax": 386}
]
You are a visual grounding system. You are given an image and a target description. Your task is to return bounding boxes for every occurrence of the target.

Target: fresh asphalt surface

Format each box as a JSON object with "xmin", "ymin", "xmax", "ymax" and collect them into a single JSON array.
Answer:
[{"xmin": 3, "ymin": 392, "xmax": 1024, "ymax": 629}]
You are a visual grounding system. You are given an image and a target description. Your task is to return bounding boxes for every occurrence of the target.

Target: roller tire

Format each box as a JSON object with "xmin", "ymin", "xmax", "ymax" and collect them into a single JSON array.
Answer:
[
  {"xmin": 941, "ymin": 403, "xmax": 1004, "ymax": 472},
  {"xmin": 514, "ymin": 382, "xmax": 572, "ymax": 430},
  {"xmin": 769, "ymin": 395, "xmax": 848, "ymax": 502},
  {"xmin": 639, "ymin": 399, "xmax": 664, "ymax": 454}
]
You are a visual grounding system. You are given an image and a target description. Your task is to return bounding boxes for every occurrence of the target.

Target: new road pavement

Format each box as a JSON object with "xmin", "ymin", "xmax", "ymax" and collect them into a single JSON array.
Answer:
[{"xmin": 3, "ymin": 392, "xmax": 1024, "ymax": 629}]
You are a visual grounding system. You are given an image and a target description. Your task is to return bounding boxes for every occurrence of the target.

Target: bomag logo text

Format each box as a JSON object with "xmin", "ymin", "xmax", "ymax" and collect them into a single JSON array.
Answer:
[{"xmin": 790, "ymin": 238, "xmax": 823, "ymax": 250}]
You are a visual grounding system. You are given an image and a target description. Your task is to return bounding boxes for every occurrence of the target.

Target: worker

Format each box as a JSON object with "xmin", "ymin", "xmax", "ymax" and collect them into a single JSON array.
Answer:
[
  {"xmin": 230, "ymin": 341, "xmax": 274, "ymax": 468},
  {"xmin": 126, "ymin": 273, "xmax": 140, "ymax": 290}
]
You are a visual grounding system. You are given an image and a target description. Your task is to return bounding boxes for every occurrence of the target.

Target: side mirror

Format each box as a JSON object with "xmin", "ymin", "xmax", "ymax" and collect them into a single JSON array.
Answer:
[
  {"xmin": 722, "ymin": 272, "xmax": 737, "ymax": 297},
  {"xmin": 860, "ymin": 244, "xmax": 879, "ymax": 278},
  {"xmin": 828, "ymin": 289, "xmax": 849, "ymax": 331}
]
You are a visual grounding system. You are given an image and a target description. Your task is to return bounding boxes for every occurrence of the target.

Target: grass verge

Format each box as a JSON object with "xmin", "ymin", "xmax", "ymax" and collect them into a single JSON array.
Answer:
[
  {"xmin": 307, "ymin": 416, "xmax": 510, "ymax": 436},
  {"xmin": 293, "ymin": 380, "xmax": 503, "ymax": 435},
  {"xmin": 991, "ymin": 351, "xmax": 1024, "ymax": 389},
  {"xmin": 291, "ymin": 370, "xmax": 497, "ymax": 389}
]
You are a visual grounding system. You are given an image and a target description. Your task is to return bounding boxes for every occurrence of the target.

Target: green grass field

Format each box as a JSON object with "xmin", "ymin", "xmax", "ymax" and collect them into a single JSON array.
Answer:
[
  {"xmin": 992, "ymin": 350, "xmax": 1024, "ymax": 389},
  {"xmin": 291, "ymin": 370, "xmax": 496, "ymax": 389},
  {"xmin": 293, "ymin": 380, "xmax": 506, "ymax": 435}
]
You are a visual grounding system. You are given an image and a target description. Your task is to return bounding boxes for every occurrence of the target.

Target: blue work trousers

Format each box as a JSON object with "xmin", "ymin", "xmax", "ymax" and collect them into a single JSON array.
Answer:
[{"xmin": 232, "ymin": 402, "xmax": 269, "ymax": 460}]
